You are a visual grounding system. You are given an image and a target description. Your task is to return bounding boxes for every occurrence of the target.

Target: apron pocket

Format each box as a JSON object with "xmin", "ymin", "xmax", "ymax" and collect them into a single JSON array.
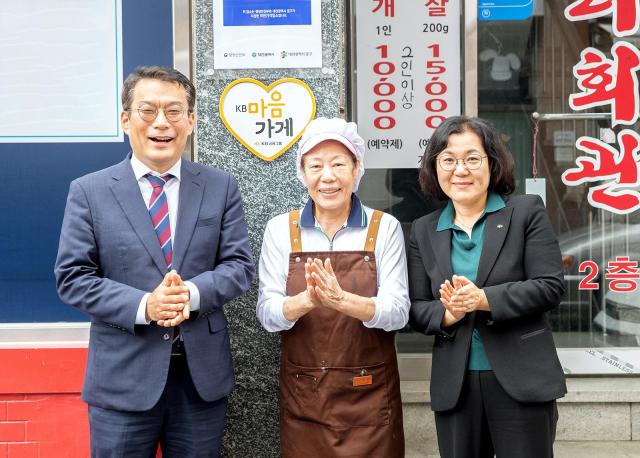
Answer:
[{"xmin": 284, "ymin": 361, "xmax": 391, "ymax": 428}]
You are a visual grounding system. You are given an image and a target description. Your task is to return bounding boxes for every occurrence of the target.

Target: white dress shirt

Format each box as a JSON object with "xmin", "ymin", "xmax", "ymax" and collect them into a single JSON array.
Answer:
[
  {"xmin": 257, "ymin": 197, "xmax": 410, "ymax": 332},
  {"xmin": 130, "ymin": 155, "xmax": 200, "ymax": 324}
]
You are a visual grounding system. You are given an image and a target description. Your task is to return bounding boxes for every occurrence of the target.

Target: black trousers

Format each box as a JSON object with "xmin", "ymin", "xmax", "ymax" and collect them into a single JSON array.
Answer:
[
  {"xmin": 435, "ymin": 370, "xmax": 558, "ymax": 458},
  {"xmin": 89, "ymin": 354, "xmax": 227, "ymax": 458}
]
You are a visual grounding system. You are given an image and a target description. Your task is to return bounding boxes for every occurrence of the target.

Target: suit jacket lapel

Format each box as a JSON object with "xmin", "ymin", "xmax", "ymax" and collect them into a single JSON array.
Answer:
[
  {"xmin": 427, "ymin": 214, "xmax": 454, "ymax": 281},
  {"xmin": 110, "ymin": 157, "xmax": 167, "ymax": 275},
  {"xmin": 475, "ymin": 206, "xmax": 513, "ymax": 287},
  {"xmin": 172, "ymin": 161, "xmax": 204, "ymax": 273}
]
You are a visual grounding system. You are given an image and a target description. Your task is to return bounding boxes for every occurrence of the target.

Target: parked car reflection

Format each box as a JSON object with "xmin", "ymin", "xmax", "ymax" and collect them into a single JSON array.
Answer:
[
  {"xmin": 557, "ymin": 213, "xmax": 640, "ymax": 338},
  {"xmin": 596, "ymin": 289, "xmax": 640, "ymax": 339}
]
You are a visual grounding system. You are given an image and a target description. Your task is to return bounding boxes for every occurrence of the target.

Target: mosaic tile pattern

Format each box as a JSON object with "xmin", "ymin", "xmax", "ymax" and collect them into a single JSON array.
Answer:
[{"xmin": 195, "ymin": 1, "xmax": 346, "ymax": 455}]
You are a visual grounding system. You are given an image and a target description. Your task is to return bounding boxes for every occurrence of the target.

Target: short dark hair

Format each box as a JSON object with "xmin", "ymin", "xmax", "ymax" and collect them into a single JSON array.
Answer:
[
  {"xmin": 121, "ymin": 66, "xmax": 196, "ymax": 112},
  {"xmin": 418, "ymin": 116, "xmax": 516, "ymax": 200}
]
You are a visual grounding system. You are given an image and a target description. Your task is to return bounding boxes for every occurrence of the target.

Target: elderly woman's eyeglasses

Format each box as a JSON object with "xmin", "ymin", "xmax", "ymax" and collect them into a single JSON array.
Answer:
[
  {"xmin": 129, "ymin": 106, "xmax": 189, "ymax": 123},
  {"xmin": 437, "ymin": 154, "xmax": 487, "ymax": 171}
]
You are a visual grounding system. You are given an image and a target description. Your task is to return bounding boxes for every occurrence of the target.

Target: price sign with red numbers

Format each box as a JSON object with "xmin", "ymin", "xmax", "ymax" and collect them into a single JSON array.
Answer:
[{"xmin": 354, "ymin": 0, "xmax": 461, "ymax": 169}]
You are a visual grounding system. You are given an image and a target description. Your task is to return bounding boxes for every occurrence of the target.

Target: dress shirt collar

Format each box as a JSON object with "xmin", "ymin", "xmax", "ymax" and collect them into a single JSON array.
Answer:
[
  {"xmin": 130, "ymin": 153, "xmax": 182, "ymax": 182},
  {"xmin": 300, "ymin": 194, "xmax": 367, "ymax": 229},
  {"xmin": 436, "ymin": 191, "xmax": 505, "ymax": 232}
]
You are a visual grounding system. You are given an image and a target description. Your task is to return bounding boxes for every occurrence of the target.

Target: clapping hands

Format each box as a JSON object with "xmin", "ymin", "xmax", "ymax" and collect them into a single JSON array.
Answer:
[
  {"xmin": 282, "ymin": 257, "xmax": 374, "ymax": 322},
  {"xmin": 306, "ymin": 257, "xmax": 346, "ymax": 311},
  {"xmin": 439, "ymin": 275, "xmax": 489, "ymax": 326}
]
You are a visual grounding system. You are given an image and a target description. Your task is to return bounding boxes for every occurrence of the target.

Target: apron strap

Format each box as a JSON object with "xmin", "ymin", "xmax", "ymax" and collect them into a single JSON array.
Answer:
[
  {"xmin": 289, "ymin": 209, "xmax": 302, "ymax": 252},
  {"xmin": 364, "ymin": 210, "xmax": 383, "ymax": 252}
]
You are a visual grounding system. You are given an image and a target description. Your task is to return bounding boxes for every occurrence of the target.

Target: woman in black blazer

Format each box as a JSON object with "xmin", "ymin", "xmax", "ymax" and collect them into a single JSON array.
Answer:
[{"xmin": 409, "ymin": 116, "xmax": 566, "ymax": 458}]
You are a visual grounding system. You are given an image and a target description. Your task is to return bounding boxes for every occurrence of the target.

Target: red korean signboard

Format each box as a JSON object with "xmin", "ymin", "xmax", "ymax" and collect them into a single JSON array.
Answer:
[{"xmin": 561, "ymin": 0, "xmax": 640, "ymax": 215}]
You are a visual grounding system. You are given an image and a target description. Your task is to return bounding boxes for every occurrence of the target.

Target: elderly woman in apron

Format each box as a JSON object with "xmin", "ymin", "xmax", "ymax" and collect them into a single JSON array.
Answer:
[{"xmin": 257, "ymin": 117, "xmax": 410, "ymax": 457}]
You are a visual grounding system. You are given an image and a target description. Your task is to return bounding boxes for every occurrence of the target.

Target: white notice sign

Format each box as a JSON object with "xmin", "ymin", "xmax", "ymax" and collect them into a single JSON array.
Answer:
[
  {"xmin": 355, "ymin": 0, "xmax": 461, "ymax": 168},
  {"xmin": 0, "ymin": 0, "xmax": 123, "ymax": 143},
  {"xmin": 213, "ymin": 0, "xmax": 322, "ymax": 69}
]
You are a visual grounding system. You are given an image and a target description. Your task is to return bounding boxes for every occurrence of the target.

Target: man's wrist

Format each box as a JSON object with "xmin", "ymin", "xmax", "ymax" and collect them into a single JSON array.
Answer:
[
  {"xmin": 136, "ymin": 293, "xmax": 152, "ymax": 325},
  {"xmin": 184, "ymin": 281, "xmax": 200, "ymax": 311}
]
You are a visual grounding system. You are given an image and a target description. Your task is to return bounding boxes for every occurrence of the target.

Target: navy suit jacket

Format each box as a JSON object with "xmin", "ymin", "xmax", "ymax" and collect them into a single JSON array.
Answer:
[
  {"xmin": 408, "ymin": 194, "xmax": 567, "ymax": 412},
  {"xmin": 55, "ymin": 155, "xmax": 255, "ymax": 412}
]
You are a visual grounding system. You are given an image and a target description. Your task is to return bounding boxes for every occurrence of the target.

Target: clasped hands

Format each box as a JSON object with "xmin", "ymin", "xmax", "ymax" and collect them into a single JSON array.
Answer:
[
  {"xmin": 146, "ymin": 270, "xmax": 190, "ymax": 327},
  {"xmin": 304, "ymin": 257, "xmax": 346, "ymax": 311},
  {"xmin": 439, "ymin": 275, "xmax": 490, "ymax": 327},
  {"xmin": 284, "ymin": 258, "xmax": 346, "ymax": 321}
]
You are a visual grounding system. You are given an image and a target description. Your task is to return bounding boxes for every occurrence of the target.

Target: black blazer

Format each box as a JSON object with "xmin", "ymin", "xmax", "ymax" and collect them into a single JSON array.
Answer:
[{"xmin": 408, "ymin": 194, "xmax": 567, "ymax": 412}]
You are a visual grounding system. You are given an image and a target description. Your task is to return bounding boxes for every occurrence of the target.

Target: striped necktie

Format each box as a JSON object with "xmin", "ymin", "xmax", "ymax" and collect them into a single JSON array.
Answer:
[{"xmin": 146, "ymin": 174, "xmax": 173, "ymax": 270}]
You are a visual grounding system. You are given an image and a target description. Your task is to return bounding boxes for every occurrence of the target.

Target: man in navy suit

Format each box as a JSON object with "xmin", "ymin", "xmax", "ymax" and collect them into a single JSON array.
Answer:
[{"xmin": 55, "ymin": 66, "xmax": 255, "ymax": 457}]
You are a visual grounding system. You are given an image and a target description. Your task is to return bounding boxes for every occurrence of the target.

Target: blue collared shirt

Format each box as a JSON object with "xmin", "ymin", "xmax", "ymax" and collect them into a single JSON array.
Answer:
[
  {"xmin": 437, "ymin": 191, "xmax": 505, "ymax": 370},
  {"xmin": 300, "ymin": 194, "xmax": 368, "ymax": 239}
]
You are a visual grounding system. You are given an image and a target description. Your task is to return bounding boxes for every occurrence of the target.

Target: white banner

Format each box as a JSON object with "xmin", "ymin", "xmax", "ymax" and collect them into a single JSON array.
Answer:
[
  {"xmin": 355, "ymin": 0, "xmax": 461, "ymax": 168},
  {"xmin": 0, "ymin": 0, "xmax": 123, "ymax": 143}
]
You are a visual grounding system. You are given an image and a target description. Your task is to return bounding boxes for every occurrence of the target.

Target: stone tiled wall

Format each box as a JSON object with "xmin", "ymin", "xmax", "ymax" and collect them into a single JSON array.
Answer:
[{"xmin": 194, "ymin": 1, "xmax": 346, "ymax": 455}]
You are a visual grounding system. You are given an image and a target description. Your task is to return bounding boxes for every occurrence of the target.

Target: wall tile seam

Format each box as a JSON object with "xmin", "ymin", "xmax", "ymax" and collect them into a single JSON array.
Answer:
[
  {"xmin": 6, "ymin": 401, "xmax": 42, "ymax": 406},
  {"xmin": 0, "ymin": 422, "xmax": 26, "ymax": 442},
  {"xmin": 0, "ymin": 441, "xmax": 37, "ymax": 444}
]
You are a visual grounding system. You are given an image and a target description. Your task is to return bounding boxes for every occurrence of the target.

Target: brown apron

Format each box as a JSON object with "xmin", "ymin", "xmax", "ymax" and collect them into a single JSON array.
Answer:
[{"xmin": 280, "ymin": 209, "xmax": 404, "ymax": 457}]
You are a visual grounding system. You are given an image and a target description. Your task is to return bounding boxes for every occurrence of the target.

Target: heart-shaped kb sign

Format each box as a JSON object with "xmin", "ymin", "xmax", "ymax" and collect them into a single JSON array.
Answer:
[{"xmin": 219, "ymin": 78, "xmax": 316, "ymax": 161}]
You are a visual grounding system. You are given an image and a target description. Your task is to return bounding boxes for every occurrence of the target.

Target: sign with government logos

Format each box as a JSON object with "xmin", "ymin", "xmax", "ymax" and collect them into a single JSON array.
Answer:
[{"xmin": 219, "ymin": 78, "xmax": 316, "ymax": 161}]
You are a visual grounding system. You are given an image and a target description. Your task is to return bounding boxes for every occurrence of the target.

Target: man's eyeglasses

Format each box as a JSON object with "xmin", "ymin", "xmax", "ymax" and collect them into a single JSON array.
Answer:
[
  {"xmin": 437, "ymin": 154, "xmax": 487, "ymax": 171},
  {"xmin": 129, "ymin": 106, "xmax": 189, "ymax": 123}
]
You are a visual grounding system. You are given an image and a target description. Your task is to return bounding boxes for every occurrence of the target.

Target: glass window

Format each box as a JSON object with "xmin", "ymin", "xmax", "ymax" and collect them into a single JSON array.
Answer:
[
  {"xmin": 357, "ymin": 1, "xmax": 640, "ymax": 354},
  {"xmin": 479, "ymin": 3, "xmax": 640, "ymax": 349}
]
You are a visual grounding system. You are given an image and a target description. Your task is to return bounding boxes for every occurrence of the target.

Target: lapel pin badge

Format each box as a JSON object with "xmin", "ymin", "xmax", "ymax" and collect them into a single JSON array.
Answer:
[{"xmin": 497, "ymin": 224, "xmax": 504, "ymax": 229}]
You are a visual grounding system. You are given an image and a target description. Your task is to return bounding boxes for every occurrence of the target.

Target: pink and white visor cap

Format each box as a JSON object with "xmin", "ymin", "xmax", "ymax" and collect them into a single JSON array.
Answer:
[{"xmin": 296, "ymin": 117, "xmax": 366, "ymax": 192}]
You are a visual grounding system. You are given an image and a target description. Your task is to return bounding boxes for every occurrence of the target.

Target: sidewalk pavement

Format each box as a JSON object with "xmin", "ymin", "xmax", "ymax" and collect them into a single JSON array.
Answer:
[{"xmin": 407, "ymin": 441, "xmax": 640, "ymax": 457}]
